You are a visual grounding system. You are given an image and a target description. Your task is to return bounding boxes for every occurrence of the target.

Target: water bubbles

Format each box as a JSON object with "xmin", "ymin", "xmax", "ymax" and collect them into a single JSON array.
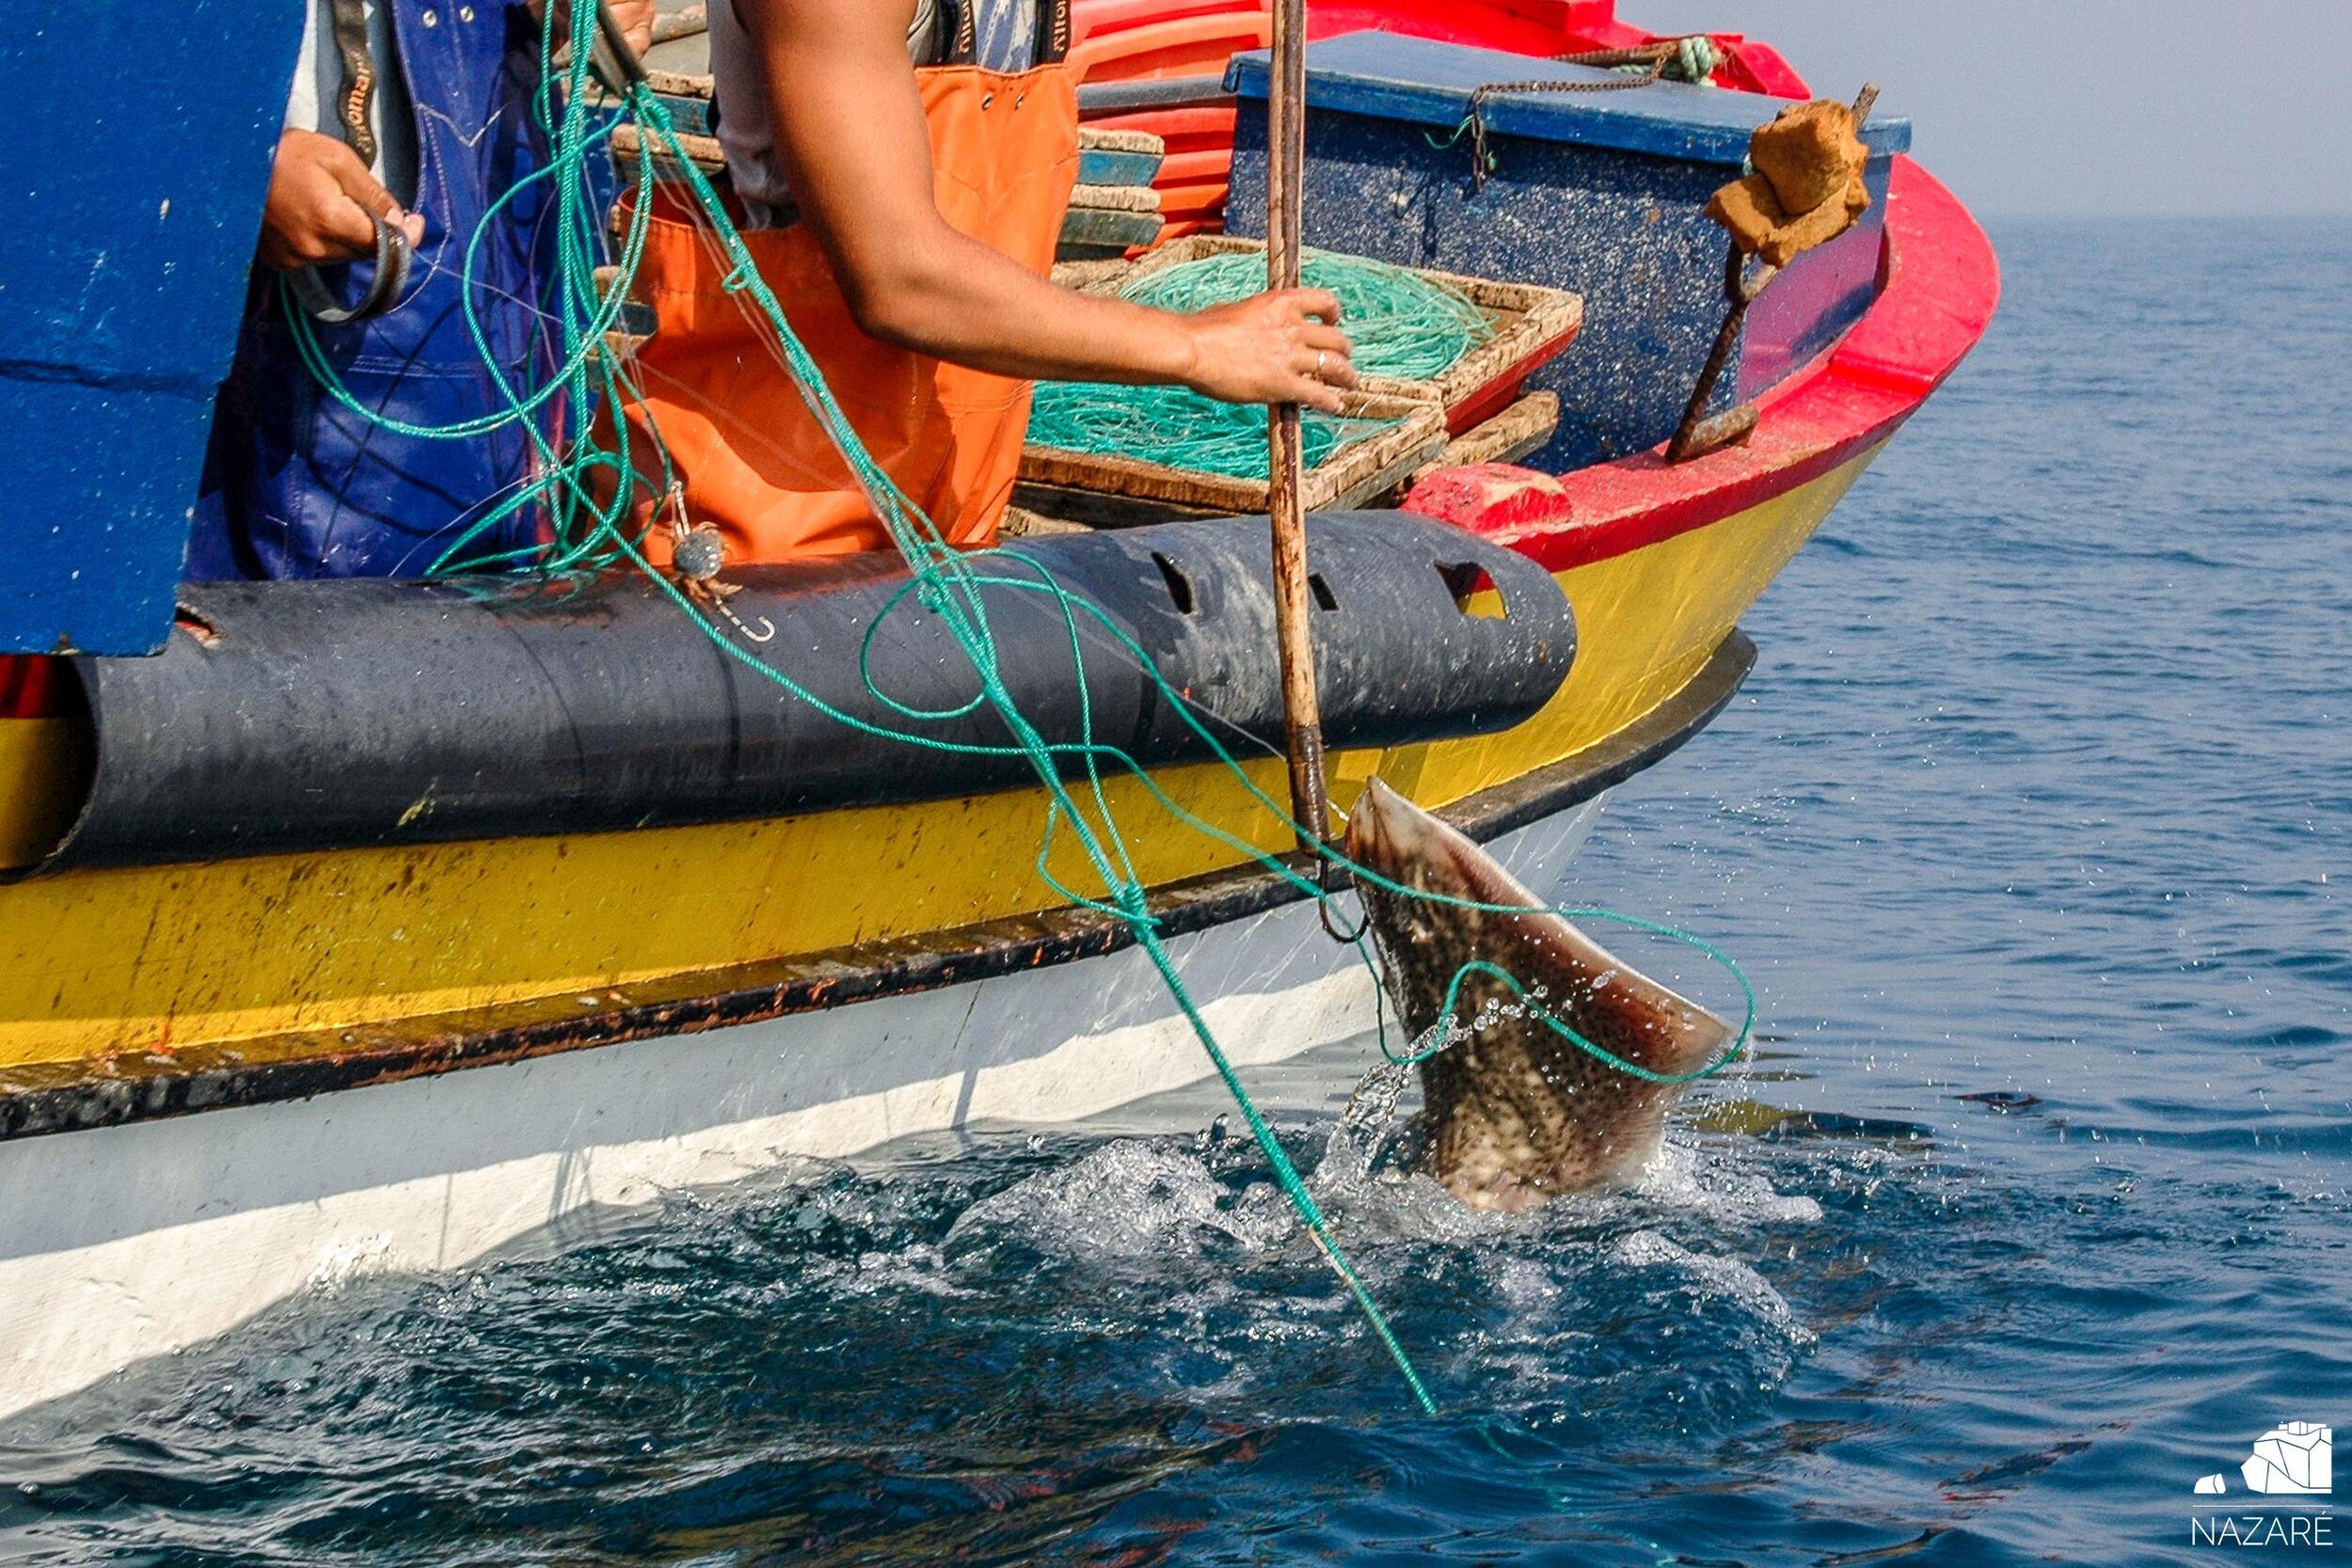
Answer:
[
  {"xmin": 1610, "ymin": 1230, "xmax": 1813, "ymax": 1348},
  {"xmin": 945, "ymin": 1140, "xmax": 1286, "ymax": 1260}
]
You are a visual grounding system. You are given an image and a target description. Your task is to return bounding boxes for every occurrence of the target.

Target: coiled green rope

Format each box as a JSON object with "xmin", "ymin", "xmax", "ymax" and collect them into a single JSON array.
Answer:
[
  {"xmin": 1026, "ymin": 382, "xmax": 1386, "ymax": 479},
  {"xmin": 1122, "ymin": 250, "xmax": 1491, "ymax": 381},
  {"xmin": 278, "ymin": 7, "xmax": 1752, "ymax": 1416},
  {"xmin": 1025, "ymin": 251, "xmax": 1491, "ymax": 480}
]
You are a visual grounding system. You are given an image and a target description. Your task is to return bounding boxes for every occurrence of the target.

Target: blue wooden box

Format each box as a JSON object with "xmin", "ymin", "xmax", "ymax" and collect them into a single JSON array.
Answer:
[{"xmin": 1225, "ymin": 33, "xmax": 1909, "ymax": 471}]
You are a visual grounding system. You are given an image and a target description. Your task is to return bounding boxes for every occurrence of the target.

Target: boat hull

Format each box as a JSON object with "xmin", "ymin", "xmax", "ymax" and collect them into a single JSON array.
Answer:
[
  {"xmin": 0, "ymin": 447, "xmax": 1848, "ymax": 1077},
  {"xmin": 0, "ymin": 799, "xmax": 1603, "ymax": 1424}
]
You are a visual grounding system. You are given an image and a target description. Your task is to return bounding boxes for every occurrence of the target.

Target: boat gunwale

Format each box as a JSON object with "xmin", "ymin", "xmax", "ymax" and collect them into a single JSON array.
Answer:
[{"xmin": 0, "ymin": 631, "xmax": 1755, "ymax": 1144}]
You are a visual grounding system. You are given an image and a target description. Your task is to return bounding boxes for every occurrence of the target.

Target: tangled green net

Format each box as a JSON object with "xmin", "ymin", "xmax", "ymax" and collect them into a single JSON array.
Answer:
[
  {"xmin": 1026, "ymin": 382, "xmax": 1390, "ymax": 479},
  {"xmin": 1025, "ymin": 250, "xmax": 1493, "ymax": 481},
  {"xmin": 1122, "ymin": 249, "xmax": 1491, "ymax": 381}
]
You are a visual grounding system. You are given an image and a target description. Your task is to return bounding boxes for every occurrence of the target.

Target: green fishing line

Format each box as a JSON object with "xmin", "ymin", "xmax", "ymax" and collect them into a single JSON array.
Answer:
[{"xmin": 280, "ymin": 13, "xmax": 1753, "ymax": 1418}]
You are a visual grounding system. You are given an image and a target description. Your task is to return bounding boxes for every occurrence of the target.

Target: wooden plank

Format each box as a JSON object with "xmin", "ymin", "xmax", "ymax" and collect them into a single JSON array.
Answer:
[
  {"xmin": 1049, "ymin": 258, "xmax": 1136, "ymax": 291},
  {"xmin": 997, "ymin": 505, "xmax": 1093, "ymax": 538},
  {"xmin": 1067, "ymin": 182, "xmax": 1163, "ymax": 214},
  {"xmin": 643, "ymin": 66, "xmax": 712, "ymax": 99},
  {"xmin": 1057, "ymin": 208, "xmax": 1164, "ymax": 255},
  {"xmin": 1077, "ymin": 147, "xmax": 1166, "ymax": 185},
  {"xmin": 610, "ymin": 121, "xmax": 723, "ymax": 176},
  {"xmin": 649, "ymin": 90, "xmax": 713, "ymax": 136},
  {"xmin": 1077, "ymin": 126, "xmax": 1165, "ymax": 155}
]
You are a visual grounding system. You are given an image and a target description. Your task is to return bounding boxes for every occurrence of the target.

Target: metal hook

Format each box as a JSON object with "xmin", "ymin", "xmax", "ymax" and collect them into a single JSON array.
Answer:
[
  {"xmin": 1318, "ymin": 892, "xmax": 1368, "ymax": 944},
  {"xmin": 713, "ymin": 599, "xmax": 776, "ymax": 643}
]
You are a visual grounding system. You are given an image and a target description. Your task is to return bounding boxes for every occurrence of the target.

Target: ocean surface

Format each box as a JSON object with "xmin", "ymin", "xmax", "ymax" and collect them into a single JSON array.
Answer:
[{"xmin": 4, "ymin": 219, "xmax": 2346, "ymax": 1565}]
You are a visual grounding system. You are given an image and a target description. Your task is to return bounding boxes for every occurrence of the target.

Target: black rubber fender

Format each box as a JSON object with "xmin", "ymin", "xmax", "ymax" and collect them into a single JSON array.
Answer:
[{"xmin": 39, "ymin": 510, "xmax": 1574, "ymax": 870}]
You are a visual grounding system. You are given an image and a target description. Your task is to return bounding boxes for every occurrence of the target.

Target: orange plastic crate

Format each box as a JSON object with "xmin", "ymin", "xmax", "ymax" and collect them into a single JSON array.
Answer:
[{"xmin": 1068, "ymin": 11, "xmax": 1272, "ymax": 82}]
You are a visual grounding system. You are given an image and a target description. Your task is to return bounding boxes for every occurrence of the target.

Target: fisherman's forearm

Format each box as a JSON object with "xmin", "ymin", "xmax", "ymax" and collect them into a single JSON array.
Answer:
[
  {"xmin": 840, "ymin": 231, "xmax": 1197, "ymax": 386},
  {"xmin": 840, "ymin": 226, "xmax": 1355, "ymax": 411}
]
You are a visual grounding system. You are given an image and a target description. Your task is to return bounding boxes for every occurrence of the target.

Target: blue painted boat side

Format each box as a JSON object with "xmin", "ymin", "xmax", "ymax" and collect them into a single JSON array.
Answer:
[
  {"xmin": 0, "ymin": 0, "xmax": 306, "ymax": 654},
  {"xmin": 1225, "ymin": 33, "xmax": 1911, "ymax": 166}
]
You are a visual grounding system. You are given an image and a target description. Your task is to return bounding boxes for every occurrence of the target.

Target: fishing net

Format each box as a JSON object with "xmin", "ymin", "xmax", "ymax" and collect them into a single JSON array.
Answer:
[
  {"xmin": 1120, "ymin": 249, "xmax": 1491, "ymax": 381},
  {"xmin": 1025, "ymin": 250, "xmax": 1491, "ymax": 479},
  {"xmin": 1025, "ymin": 381, "xmax": 1388, "ymax": 478}
]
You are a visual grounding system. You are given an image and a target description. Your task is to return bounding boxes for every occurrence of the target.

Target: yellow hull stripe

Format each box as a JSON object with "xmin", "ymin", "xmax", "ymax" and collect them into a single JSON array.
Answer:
[{"xmin": 0, "ymin": 449, "xmax": 1875, "ymax": 1069}]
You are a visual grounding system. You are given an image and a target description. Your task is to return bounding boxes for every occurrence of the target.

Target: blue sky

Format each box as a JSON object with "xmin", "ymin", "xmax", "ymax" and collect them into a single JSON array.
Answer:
[{"xmin": 1636, "ymin": 0, "xmax": 2351, "ymax": 216}]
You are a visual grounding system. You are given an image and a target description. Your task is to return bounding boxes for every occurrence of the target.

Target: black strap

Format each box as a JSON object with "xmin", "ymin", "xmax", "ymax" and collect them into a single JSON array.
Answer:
[
  {"xmin": 933, "ymin": 0, "xmax": 1067, "ymax": 68},
  {"xmin": 1036, "ymin": 0, "xmax": 1070, "ymax": 66},
  {"xmin": 286, "ymin": 213, "xmax": 412, "ymax": 323},
  {"xmin": 326, "ymin": 0, "xmax": 379, "ymax": 166}
]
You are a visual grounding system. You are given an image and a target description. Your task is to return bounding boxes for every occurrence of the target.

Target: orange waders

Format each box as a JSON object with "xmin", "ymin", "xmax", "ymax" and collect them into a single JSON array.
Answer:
[{"xmin": 624, "ymin": 64, "xmax": 1078, "ymax": 562}]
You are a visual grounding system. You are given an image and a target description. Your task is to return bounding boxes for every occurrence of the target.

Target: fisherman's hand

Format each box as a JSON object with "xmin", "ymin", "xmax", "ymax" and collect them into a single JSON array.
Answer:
[
  {"xmin": 257, "ymin": 130, "xmax": 425, "ymax": 272},
  {"xmin": 1180, "ymin": 289, "xmax": 1359, "ymax": 415},
  {"xmin": 536, "ymin": 0, "xmax": 656, "ymax": 55},
  {"xmin": 608, "ymin": 0, "xmax": 656, "ymax": 55}
]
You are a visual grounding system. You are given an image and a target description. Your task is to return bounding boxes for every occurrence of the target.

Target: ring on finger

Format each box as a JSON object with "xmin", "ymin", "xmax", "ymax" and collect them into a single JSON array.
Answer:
[{"xmin": 1314, "ymin": 350, "xmax": 1327, "ymax": 382}]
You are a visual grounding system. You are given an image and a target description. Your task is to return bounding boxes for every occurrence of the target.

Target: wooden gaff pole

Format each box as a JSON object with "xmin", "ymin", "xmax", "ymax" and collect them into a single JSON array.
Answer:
[{"xmin": 1264, "ymin": 0, "xmax": 1328, "ymax": 852}]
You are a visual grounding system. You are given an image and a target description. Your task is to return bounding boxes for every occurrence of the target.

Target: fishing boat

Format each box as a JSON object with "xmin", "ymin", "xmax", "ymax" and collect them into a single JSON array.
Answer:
[{"xmin": 0, "ymin": 1, "xmax": 1994, "ymax": 1419}]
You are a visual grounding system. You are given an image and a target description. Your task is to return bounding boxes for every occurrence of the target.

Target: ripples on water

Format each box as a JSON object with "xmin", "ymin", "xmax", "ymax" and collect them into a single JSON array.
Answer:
[{"xmin": 4, "ymin": 221, "xmax": 2347, "ymax": 1565}]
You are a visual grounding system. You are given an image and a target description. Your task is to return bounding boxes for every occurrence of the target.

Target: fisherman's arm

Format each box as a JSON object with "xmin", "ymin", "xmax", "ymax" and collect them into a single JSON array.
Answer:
[{"xmin": 735, "ymin": 0, "xmax": 1356, "ymax": 411}]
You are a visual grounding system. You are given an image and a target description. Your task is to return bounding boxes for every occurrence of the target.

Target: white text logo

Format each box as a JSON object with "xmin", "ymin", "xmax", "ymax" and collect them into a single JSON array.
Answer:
[{"xmin": 2192, "ymin": 1423, "xmax": 2333, "ymax": 1549}]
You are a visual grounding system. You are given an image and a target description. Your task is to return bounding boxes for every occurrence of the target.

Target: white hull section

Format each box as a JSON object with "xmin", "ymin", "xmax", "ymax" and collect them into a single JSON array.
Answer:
[{"xmin": 0, "ymin": 800, "xmax": 1602, "ymax": 1422}]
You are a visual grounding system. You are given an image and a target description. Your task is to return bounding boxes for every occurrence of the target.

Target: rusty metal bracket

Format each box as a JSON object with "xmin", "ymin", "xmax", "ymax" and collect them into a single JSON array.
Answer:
[{"xmin": 1665, "ymin": 242, "xmax": 1776, "ymax": 465}]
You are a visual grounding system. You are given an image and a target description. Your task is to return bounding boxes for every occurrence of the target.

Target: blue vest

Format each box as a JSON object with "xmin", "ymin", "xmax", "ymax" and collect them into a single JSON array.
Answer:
[{"xmin": 187, "ymin": 0, "xmax": 555, "ymax": 580}]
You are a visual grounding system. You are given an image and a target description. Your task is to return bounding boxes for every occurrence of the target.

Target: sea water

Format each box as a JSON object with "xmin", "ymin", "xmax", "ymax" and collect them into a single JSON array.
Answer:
[{"xmin": 2, "ymin": 220, "xmax": 2345, "ymax": 1565}]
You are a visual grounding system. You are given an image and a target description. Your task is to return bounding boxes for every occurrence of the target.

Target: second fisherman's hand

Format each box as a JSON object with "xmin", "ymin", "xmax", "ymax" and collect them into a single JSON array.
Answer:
[
  {"xmin": 1178, "ymin": 288, "xmax": 1359, "ymax": 415},
  {"xmin": 534, "ymin": 0, "xmax": 656, "ymax": 55}
]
